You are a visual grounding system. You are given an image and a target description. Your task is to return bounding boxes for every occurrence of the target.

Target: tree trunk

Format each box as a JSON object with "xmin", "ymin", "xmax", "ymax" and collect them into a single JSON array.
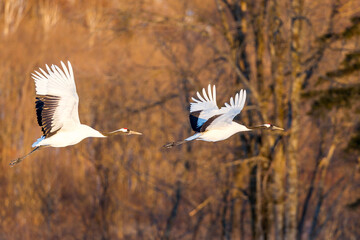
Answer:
[{"xmin": 285, "ymin": 0, "xmax": 305, "ymax": 239}]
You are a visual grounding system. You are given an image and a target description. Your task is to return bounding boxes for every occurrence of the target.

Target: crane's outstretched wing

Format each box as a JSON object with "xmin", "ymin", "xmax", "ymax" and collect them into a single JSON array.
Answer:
[
  {"xmin": 189, "ymin": 84, "xmax": 220, "ymax": 132},
  {"xmin": 204, "ymin": 89, "xmax": 247, "ymax": 130},
  {"xmin": 32, "ymin": 61, "xmax": 80, "ymax": 137}
]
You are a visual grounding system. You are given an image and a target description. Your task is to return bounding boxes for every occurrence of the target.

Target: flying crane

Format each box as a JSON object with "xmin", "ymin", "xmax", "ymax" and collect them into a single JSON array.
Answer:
[
  {"xmin": 10, "ymin": 61, "xmax": 142, "ymax": 166},
  {"xmin": 163, "ymin": 84, "xmax": 283, "ymax": 148}
]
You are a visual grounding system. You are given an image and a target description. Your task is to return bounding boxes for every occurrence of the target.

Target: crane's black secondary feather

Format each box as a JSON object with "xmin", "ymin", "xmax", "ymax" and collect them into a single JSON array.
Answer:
[
  {"xmin": 35, "ymin": 98, "xmax": 44, "ymax": 127},
  {"xmin": 189, "ymin": 110, "xmax": 202, "ymax": 132},
  {"xmin": 189, "ymin": 111, "xmax": 222, "ymax": 133},
  {"xmin": 35, "ymin": 95, "xmax": 61, "ymax": 137}
]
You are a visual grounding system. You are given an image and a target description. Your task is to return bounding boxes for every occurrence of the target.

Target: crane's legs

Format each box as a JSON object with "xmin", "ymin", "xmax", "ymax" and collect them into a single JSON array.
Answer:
[
  {"xmin": 9, "ymin": 146, "xmax": 41, "ymax": 167},
  {"xmin": 163, "ymin": 133, "xmax": 200, "ymax": 148},
  {"xmin": 163, "ymin": 140, "xmax": 187, "ymax": 148}
]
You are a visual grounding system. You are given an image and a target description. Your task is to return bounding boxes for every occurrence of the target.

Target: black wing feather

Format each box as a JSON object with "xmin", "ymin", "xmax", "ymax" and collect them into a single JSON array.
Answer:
[
  {"xmin": 189, "ymin": 111, "xmax": 223, "ymax": 133},
  {"xmin": 35, "ymin": 95, "xmax": 61, "ymax": 137},
  {"xmin": 189, "ymin": 111, "xmax": 202, "ymax": 132}
]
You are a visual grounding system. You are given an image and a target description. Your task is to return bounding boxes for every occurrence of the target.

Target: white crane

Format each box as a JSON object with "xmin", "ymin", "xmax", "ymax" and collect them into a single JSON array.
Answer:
[
  {"xmin": 10, "ymin": 61, "xmax": 142, "ymax": 166},
  {"xmin": 163, "ymin": 84, "xmax": 284, "ymax": 148}
]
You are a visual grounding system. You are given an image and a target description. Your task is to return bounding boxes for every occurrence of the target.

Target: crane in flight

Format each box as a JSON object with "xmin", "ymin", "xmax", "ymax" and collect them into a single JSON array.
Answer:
[
  {"xmin": 10, "ymin": 61, "xmax": 142, "ymax": 166},
  {"xmin": 163, "ymin": 84, "xmax": 283, "ymax": 148}
]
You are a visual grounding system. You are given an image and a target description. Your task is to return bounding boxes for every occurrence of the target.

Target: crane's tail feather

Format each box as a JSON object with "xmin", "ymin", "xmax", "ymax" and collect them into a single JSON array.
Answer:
[
  {"xmin": 32, "ymin": 136, "xmax": 45, "ymax": 148},
  {"xmin": 184, "ymin": 133, "xmax": 201, "ymax": 141}
]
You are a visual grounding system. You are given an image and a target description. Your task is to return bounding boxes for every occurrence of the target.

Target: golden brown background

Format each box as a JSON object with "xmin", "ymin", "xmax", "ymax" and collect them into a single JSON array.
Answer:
[{"xmin": 0, "ymin": 0, "xmax": 359, "ymax": 239}]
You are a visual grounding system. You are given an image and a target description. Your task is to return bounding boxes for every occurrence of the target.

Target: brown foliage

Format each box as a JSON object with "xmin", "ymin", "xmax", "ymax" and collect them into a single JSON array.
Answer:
[{"xmin": 0, "ymin": 0, "xmax": 359, "ymax": 239}]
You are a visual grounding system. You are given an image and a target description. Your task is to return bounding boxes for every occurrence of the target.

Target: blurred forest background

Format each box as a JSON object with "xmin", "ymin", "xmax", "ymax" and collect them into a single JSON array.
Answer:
[{"xmin": 0, "ymin": 0, "xmax": 359, "ymax": 239}]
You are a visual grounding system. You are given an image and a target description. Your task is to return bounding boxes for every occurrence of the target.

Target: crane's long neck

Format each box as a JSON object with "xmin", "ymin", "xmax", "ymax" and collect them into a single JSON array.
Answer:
[
  {"xmin": 81, "ymin": 124, "xmax": 106, "ymax": 138},
  {"xmin": 248, "ymin": 125, "xmax": 268, "ymax": 130},
  {"xmin": 81, "ymin": 125, "xmax": 142, "ymax": 138},
  {"xmin": 100, "ymin": 128, "xmax": 129, "ymax": 137},
  {"xmin": 100, "ymin": 128, "xmax": 143, "ymax": 136},
  {"xmin": 233, "ymin": 122, "xmax": 284, "ymax": 133},
  {"xmin": 232, "ymin": 122, "xmax": 251, "ymax": 133},
  {"xmin": 232, "ymin": 123, "xmax": 272, "ymax": 132},
  {"xmin": 247, "ymin": 124, "xmax": 284, "ymax": 131}
]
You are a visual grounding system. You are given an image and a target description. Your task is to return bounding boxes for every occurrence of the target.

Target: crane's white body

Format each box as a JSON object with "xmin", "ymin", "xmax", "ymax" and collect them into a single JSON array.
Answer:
[
  {"xmin": 32, "ymin": 124, "xmax": 105, "ymax": 148},
  {"xmin": 187, "ymin": 122, "xmax": 250, "ymax": 142}
]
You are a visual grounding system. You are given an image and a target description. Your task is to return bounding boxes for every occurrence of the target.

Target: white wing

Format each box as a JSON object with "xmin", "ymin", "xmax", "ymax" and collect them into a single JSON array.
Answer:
[
  {"xmin": 32, "ymin": 61, "xmax": 80, "ymax": 136},
  {"xmin": 206, "ymin": 89, "xmax": 247, "ymax": 129},
  {"xmin": 189, "ymin": 84, "xmax": 220, "ymax": 131}
]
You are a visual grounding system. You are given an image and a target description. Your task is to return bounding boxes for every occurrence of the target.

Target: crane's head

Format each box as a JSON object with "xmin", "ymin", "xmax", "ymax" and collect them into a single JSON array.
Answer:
[
  {"xmin": 104, "ymin": 128, "xmax": 142, "ymax": 136},
  {"xmin": 247, "ymin": 123, "xmax": 284, "ymax": 131},
  {"xmin": 257, "ymin": 123, "xmax": 284, "ymax": 131}
]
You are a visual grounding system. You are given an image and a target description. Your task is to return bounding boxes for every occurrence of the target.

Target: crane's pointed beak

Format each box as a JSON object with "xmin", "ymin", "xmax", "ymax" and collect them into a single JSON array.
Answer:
[
  {"xmin": 128, "ymin": 130, "xmax": 142, "ymax": 135},
  {"xmin": 272, "ymin": 126, "xmax": 284, "ymax": 131}
]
